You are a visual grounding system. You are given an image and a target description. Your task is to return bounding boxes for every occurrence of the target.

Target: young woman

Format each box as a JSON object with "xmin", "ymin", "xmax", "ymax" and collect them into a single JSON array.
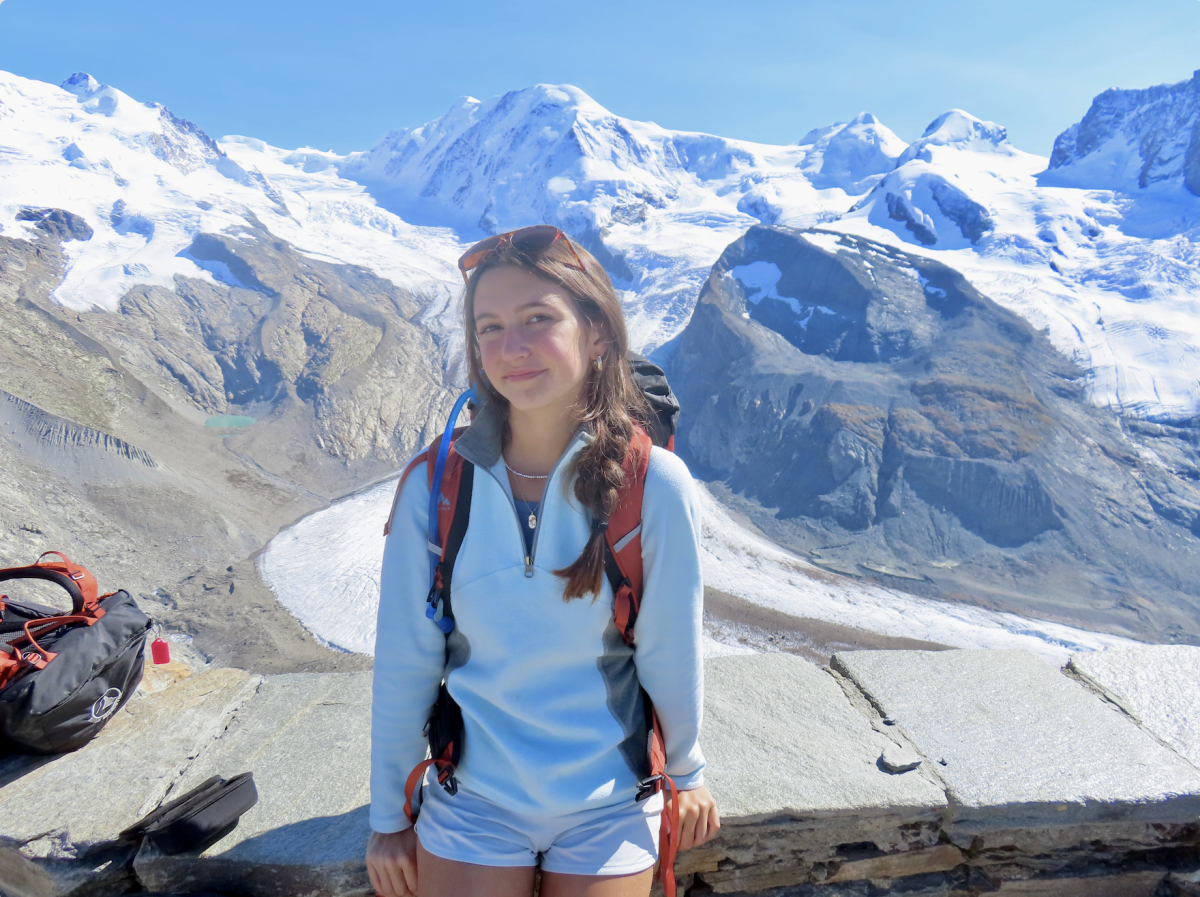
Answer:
[{"xmin": 366, "ymin": 226, "xmax": 719, "ymax": 897}]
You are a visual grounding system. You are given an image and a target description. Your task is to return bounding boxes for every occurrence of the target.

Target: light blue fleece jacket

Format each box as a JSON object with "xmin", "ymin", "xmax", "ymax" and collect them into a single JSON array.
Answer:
[{"xmin": 370, "ymin": 408, "xmax": 706, "ymax": 833}]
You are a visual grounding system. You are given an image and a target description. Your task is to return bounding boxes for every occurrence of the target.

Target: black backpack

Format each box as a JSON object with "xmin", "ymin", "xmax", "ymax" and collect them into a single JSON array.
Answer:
[
  {"xmin": 628, "ymin": 352, "xmax": 679, "ymax": 450},
  {"xmin": 0, "ymin": 552, "xmax": 151, "ymax": 754}
]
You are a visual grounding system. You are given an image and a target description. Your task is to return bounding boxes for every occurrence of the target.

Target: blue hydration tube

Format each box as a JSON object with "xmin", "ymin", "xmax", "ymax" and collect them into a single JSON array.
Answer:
[{"xmin": 427, "ymin": 387, "xmax": 475, "ymax": 590}]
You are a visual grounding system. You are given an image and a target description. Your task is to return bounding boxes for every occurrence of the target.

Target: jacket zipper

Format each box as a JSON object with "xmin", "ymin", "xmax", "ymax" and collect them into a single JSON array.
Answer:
[{"xmin": 478, "ymin": 435, "xmax": 580, "ymax": 578}]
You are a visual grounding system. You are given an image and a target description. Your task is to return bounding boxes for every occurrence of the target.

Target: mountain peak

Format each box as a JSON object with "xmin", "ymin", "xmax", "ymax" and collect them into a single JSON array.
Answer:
[
  {"xmin": 797, "ymin": 112, "xmax": 907, "ymax": 193},
  {"xmin": 60, "ymin": 72, "xmax": 99, "ymax": 98},
  {"xmin": 897, "ymin": 109, "xmax": 1010, "ymax": 165},
  {"xmin": 482, "ymin": 83, "xmax": 615, "ymax": 131},
  {"xmin": 922, "ymin": 109, "xmax": 1006, "ymax": 142},
  {"xmin": 526, "ymin": 83, "xmax": 600, "ymax": 108}
]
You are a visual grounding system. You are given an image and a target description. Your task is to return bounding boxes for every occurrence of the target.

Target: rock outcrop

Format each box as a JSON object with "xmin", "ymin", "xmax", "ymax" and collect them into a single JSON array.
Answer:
[
  {"xmin": 4, "ymin": 647, "xmax": 1200, "ymax": 896},
  {"xmin": 669, "ymin": 225, "xmax": 1200, "ymax": 641},
  {"xmin": 82, "ymin": 221, "xmax": 454, "ymax": 491}
]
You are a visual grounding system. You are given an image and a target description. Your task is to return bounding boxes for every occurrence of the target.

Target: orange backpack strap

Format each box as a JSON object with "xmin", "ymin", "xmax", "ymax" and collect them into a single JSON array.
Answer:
[
  {"xmin": 605, "ymin": 428, "xmax": 653, "ymax": 645},
  {"xmin": 391, "ymin": 420, "xmax": 475, "ymax": 823},
  {"xmin": 424, "ymin": 435, "xmax": 472, "ymax": 635},
  {"xmin": 601, "ymin": 429, "xmax": 682, "ymax": 897},
  {"xmin": 383, "ymin": 451, "xmax": 430, "ymax": 537},
  {"xmin": 427, "ymin": 429, "xmax": 470, "ymax": 563},
  {"xmin": 382, "ymin": 426, "xmax": 469, "ymax": 538},
  {"xmin": 402, "ymin": 740, "xmax": 458, "ymax": 824}
]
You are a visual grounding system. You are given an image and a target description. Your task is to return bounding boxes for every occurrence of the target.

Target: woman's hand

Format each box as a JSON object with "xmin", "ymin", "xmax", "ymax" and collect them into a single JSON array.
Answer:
[
  {"xmin": 366, "ymin": 828, "xmax": 419, "ymax": 897},
  {"xmin": 671, "ymin": 785, "xmax": 721, "ymax": 851}
]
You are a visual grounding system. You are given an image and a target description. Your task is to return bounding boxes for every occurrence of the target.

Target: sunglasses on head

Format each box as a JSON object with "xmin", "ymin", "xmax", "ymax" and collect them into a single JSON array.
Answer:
[{"xmin": 457, "ymin": 225, "xmax": 587, "ymax": 284}]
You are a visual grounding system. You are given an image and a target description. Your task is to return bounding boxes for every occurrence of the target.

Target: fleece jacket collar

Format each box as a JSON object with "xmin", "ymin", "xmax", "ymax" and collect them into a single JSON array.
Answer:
[{"xmin": 453, "ymin": 395, "xmax": 592, "ymax": 477}]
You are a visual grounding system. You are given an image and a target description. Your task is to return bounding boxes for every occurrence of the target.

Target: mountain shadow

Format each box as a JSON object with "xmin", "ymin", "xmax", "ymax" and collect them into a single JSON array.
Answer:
[{"xmin": 670, "ymin": 225, "xmax": 1200, "ymax": 642}]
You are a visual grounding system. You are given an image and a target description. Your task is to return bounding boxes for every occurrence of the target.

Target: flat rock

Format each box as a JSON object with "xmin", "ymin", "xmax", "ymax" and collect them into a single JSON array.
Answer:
[
  {"xmin": 1068, "ymin": 645, "xmax": 1200, "ymax": 769},
  {"xmin": 0, "ymin": 668, "xmax": 260, "ymax": 857},
  {"xmin": 993, "ymin": 870, "xmax": 1165, "ymax": 895},
  {"xmin": 703, "ymin": 654, "xmax": 946, "ymax": 819},
  {"xmin": 833, "ymin": 649, "xmax": 1200, "ymax": 826},
  {"xmin": 135, "ymin": 659, "xmax": 194, "ymax": 697},
  {"xmin": 134, "ymin": 672, "xmax": 372, "ymax": 897},
  {"xmin": 880, "ymin": 743, "xmax": 923, "ymax": 773}
]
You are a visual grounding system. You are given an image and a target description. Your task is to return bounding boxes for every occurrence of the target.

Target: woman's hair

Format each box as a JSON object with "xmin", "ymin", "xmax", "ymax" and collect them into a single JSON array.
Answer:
[{"xmin": 462, "ymin": 234, "xmax": 648, "ymax": 600}]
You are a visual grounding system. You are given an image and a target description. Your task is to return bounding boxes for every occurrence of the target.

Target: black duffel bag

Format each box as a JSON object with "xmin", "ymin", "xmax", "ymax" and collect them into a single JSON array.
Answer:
[{"xmin": 0, "ymin": 551, "xmax": 151, "ymax": 754}]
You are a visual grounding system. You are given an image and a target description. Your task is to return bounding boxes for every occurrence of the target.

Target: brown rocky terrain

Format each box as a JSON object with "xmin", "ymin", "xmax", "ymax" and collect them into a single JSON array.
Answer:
[{"xmin": 0, "ymin": 212, "xmax": 454, "ymax": 671}]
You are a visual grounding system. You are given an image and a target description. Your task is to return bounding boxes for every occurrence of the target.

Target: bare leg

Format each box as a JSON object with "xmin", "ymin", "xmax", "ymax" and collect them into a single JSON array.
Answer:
[
  {"xmin": 539, "ymin": 867, "xmax": 654, "ymax": 897},
  {"xmin": 416, "ymin": 839, "xmax": 537, "ymax": 897}
]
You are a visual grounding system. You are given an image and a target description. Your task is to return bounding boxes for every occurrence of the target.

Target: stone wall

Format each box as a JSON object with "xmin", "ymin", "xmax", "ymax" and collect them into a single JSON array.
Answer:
[{"xmin": 3, "ymin": 646, "xmax": 1200, "ymax": 897}]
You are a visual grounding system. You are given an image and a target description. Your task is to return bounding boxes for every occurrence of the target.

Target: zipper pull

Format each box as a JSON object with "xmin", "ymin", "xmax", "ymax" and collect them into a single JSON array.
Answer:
[{"xmin": 525, "ymin": 557, "xmax": 534, "ymax": 578}]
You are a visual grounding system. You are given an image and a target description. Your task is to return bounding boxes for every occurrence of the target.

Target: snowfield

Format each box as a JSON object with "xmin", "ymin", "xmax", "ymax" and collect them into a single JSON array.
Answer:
[
  {"xmin": 260, "ymin": 476, "xmax": 1133, "ymax": 664},
  {"xmin": 0, "ymin": 72, "xmax": 465, "ymax": 315}
]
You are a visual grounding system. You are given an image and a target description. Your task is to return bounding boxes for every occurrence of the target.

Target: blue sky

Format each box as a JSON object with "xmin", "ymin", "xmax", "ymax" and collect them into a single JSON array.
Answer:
[{"xmin": 1, "ymin": 0, "xmax": 1197, "ymax": 155}]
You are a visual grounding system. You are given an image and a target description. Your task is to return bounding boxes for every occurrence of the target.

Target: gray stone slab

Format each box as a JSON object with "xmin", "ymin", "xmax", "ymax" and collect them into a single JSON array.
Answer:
[
  {"xmin": 833, "ymin": 649, "xmax": 1200, "ymax": 826},
  {"xmin": 134, "ymin": 672, "xmax": 372, "ymax": 897},
  {"xmin": 0, "ymin": 668, "xmax": 261, "ymax": 856},
  {"xmin": 1068, "ymin": 645, "xmax": 1200, "ymax": 770},
  {"xmin": 0, "ymin": 840, "xmax": 136, "ymax": 897},
  {"xmin": 703, "ymin": 654, "xmax": 946, "ymax": 820}
]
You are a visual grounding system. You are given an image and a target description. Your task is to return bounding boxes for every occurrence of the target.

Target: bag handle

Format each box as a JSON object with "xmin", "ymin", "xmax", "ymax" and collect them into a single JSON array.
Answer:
[
  {"xmin": 0, "ymin": 552, "xmax": 106, "ymax": 619},
  {"xmin": 0, "ymin": 568, "xmax": 84, "ymax": 618}
]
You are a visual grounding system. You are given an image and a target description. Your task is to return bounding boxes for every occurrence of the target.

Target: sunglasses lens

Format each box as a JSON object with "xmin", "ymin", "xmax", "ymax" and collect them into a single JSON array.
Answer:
[
  {"xmin": 509, "ymin": 225, "xmax": 560, "ymax": 254},
  {"xmin": 458, "ymin": 235, "xmax": 504, "ymax": 273}
]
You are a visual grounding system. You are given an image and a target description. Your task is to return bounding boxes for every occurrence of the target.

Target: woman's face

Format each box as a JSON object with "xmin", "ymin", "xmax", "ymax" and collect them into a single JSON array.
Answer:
[{"xmin": 472, "ymin": 265, "xmax": 604, "ymax": 416}]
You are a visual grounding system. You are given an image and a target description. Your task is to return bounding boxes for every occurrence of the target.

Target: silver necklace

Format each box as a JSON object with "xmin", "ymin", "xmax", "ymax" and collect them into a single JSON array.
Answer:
[
  {"xmin": 503, "ymin": 457, "xmax": 549, "ymax": 480},
  {"xmin": 504, "ymin": 457, "xmax": 545, "ymax": 529}
]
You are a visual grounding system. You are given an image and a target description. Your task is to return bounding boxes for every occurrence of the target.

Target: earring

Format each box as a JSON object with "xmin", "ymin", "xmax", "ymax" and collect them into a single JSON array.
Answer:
[{"xmin": 594, "ymin": 355, "xmax": 604, "ymax": 373}]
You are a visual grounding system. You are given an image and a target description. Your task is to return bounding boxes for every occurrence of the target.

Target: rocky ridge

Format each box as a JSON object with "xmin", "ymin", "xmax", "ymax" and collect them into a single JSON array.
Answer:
[{"xmin": 1045, "ymin": 68, "xmax": 1200, "ymax": 195}]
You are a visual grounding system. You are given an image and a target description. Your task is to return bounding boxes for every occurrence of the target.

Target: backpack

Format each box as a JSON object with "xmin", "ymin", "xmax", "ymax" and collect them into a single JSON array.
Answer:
[
  {"xmin": 382, "ymin": 355, "xmax": 684, "ymax": 897},
  {"xmin": 0, "ymin": 552, "xmax": 151, "ymax": 754}
]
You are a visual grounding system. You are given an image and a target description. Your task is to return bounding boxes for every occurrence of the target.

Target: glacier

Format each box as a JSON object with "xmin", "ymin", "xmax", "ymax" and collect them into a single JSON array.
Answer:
[{"xmin": 259, "ymin": 475, "xmax": 1132, "ymax": 664}]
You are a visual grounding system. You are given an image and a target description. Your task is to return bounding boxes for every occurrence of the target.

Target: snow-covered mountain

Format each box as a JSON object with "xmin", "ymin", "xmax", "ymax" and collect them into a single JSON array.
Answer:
[
  {"xmin": 336, "ymin": 85, "xmax": 899, "ymax": 350},
  {"xmin": 833, "ymin": 104, "xmax": 1200, "ymax": 419},
  {"xmin": 6, "ymin": 65, "xmax": 1200, "ymax": 656},
  {"xmin": 0, "ymin": 70, "xmax": 464, "ymax": 315},
  {"xmin": 3, "ymin": 68, "xmax": 1199, "ymax": 417}
]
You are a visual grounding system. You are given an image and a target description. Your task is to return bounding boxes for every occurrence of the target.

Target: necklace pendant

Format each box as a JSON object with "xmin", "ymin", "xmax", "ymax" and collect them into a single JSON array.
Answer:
[{"xmin": 528, "ymin": 512, "xmax": 537, "ymax": 529}]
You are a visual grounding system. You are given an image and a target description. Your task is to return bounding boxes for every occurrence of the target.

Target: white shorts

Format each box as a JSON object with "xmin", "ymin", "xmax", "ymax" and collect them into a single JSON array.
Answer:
[{"xmin": 415, "ymin": 782, "xmax": 663, "ymax": 876}]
